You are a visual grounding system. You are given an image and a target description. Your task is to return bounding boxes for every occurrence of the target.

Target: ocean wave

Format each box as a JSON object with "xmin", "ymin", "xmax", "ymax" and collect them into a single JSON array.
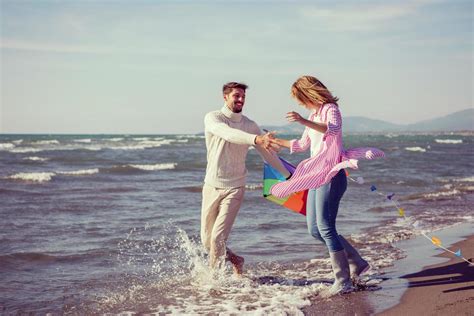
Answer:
[
  {"xmin": 405, "ymin": 147, "xmax": 426, "ymax": 152},
  {"xmin": 128, "ymin": 163, "xmax": 177, "ymax": 171},
  {"xmin": 74, "ymin": 139, "xmax": 92, "ymax": 143},
  {"xmin": 9, "ymin": 147, "xmax": 44, "ymax": 153},
  {"xmin": 401, "ymin": 186, "xmax": 467, "ymax": 202},
  {"xmin": 23, "ymin": 156, "xmax": 49, "ymax": 162},
  {"xmin": 33, "ymin": 140, "xmax": 60, "ymax": 145},
  {"xmin": 0, "ymin": 252, "xmax": 57, "ymax": 265},
  {"xmin": 132, "ymin": 137, "xmax": 150, "ymax": 141},
  {"xmin": 454, "ymin": 176, "xmax": 474, "ymax": 183},
  {"xmin": 177, "ymin": 134, "xmax": 205, "ymax": 139},
  {"xmin": 83, "ymin": 146, "xmax": 102, "ymax": 151},
  {"xmin": 7, "ymin": 172, "xmax": 56, "ymax": 182},
  {"xmin": 435, "ymin": 139, "xmax": 463, "ymax": 144},
  {"xmin": 0, "ymin": 250, "xmax": 109, "ymax": 266},
  {"xmin": 109, "ymin": 139, "xmax": 173, "ymax": 150},
  {"xmin": 423, "ymin": 189, "xmax": 461, "ymax": 199},
  {"xmin": 57, "ymin": 168, "xmax": 100, "ymax": 176},
  {"xmin": 108, "ymin": 138, "xmax": 124, "ymax": 142},
  {"xmin": 0, "ymin": 143, "xmax": 15, "ymax": 150},
  {"xmin": 12, "ymin": 139, "xmax": 23, "ymax": 145}
]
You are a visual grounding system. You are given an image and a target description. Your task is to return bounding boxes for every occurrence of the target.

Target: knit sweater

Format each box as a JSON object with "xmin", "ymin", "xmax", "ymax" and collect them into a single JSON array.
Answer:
[{"xmin": 204, "ymin": 105, "xmax": 289, "ymax": 188}]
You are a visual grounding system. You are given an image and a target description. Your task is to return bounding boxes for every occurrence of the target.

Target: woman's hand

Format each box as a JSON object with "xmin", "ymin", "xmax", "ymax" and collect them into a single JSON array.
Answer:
[{"xmin": 286, "ymin": 111, "xmax": 305, "ymax": 124}]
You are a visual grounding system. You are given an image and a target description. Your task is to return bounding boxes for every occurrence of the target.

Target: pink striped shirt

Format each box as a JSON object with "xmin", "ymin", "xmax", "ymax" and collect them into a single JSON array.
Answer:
[{"xmin": 270, "ymin": 103, "xmax": 385, "ymax": 198}]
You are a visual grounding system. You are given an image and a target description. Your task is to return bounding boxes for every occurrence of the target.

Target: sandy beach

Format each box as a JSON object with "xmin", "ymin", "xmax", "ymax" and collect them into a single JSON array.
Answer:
[
  {"xmin": 303, "ymin": 224, "xmax": 474, "ymax": 316},
  {"xmin": 380, "ymin": 235, "xmax": 474, "ymax": 316}
]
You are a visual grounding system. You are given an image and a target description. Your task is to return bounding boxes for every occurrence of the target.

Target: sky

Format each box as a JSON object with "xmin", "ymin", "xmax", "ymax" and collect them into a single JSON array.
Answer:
[{"xmin": 1, "ymin": 0, "xmax": 472, "ymax": 134}]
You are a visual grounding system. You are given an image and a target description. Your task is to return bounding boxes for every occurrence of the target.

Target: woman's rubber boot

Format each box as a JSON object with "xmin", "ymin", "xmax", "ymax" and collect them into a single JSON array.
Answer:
[
  {"xmin": 328, "ymin": 250, "xmax": 354, "ymax": 296},
  {"xmin": 339, "ymin": 235, "xmax": 370, "ymax": 279}
]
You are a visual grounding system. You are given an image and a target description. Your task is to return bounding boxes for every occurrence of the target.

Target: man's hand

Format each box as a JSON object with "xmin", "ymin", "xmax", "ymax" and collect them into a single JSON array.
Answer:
[{"xmin": 255, "ymin": 132, "xmax": 280, "ymax": 153}]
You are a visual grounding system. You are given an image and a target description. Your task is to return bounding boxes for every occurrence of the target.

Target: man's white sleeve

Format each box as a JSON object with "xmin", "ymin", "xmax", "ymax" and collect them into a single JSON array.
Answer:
[{"xmin": 205, "ymin": 112, "xmax": 256, "ymax": 145}]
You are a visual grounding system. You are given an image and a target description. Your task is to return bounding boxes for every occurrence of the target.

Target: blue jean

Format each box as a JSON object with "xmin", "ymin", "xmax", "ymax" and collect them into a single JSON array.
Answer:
[{"xmin": 306, "ymin": 169, "xmax": 347, "ymax": 253}]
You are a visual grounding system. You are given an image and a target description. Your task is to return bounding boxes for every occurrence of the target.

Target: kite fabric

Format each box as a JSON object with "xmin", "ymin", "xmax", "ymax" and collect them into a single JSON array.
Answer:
[{"xmin": 263, "ymin": 157, "xmax": 307, "ymax": 216}]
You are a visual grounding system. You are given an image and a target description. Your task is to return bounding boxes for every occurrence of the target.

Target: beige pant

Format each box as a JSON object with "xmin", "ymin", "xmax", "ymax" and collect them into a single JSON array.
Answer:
[{"xmin": 200, "ymin": 183, "xmax": 245, "ymax": 267}]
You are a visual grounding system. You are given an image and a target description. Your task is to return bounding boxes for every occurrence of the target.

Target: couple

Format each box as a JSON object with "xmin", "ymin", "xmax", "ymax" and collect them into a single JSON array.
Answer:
[{"xmin": 200, "ymin": 76, "xmax": 384, "ymax": 295}]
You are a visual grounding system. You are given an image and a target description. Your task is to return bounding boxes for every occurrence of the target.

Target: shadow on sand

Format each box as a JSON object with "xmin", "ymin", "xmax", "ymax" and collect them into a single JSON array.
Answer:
[{"xmin": 401, "ymin": 259, "xmax": 474, "ymax": 293}]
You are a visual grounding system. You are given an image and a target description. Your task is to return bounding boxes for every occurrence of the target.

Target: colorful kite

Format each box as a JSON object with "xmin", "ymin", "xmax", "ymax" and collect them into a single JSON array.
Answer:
[{"xmin": 263, "ymin": 157, "xmax": 307, "ymax": 216}]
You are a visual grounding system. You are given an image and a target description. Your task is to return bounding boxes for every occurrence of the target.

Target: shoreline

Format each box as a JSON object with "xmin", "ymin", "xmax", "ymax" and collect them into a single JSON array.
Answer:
[
  {"xmin": 302, "ymin": 222, "xmax": 474, "ymax": 316},
  {"xmin": 379, "ymin": 233, "xmax": 474, "ymax": 315}
]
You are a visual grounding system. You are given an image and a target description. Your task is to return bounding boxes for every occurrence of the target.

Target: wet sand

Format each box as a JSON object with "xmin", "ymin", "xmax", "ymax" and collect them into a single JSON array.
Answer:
[
  {"xmin": 302, "ymin": 224, "xmax": 474, "ymax": 316},
  {"xmin": 380, "ymin": 235, "xmax": 474, "ymax": 316}
]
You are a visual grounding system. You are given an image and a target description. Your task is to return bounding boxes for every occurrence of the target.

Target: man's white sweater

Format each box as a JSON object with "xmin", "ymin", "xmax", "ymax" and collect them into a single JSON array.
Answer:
[{"xmin": 204, "ymin": 106, "xmax": 290, "ymax": 188}]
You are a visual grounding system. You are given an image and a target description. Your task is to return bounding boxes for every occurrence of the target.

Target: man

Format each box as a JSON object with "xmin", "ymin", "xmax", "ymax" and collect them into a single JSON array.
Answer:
[{"xmin": 201, "ymin": 82, "xmax": 290, "ymax": 275}]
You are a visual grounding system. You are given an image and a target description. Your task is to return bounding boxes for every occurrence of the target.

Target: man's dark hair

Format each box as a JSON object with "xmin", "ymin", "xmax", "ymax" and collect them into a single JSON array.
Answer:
[{"xmin": 222, "ymin": 82, "xmax": 248, "ymax": 95}]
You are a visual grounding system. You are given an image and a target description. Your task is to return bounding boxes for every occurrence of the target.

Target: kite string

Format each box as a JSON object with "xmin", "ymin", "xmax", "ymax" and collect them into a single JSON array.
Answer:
[{"xmin": 347, "ymin": 174, "xmax": 473, "ymax": 266}]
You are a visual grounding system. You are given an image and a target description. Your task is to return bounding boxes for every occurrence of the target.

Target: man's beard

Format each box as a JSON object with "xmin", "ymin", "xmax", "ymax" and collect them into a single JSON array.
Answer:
[{"xmin": 231, "ymin": 102, "xmax": 243, "ymax": 113}]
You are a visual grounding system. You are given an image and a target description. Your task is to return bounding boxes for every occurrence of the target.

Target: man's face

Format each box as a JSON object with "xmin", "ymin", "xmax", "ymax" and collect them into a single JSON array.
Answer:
[{"xmin": 224, "ymin": 88, "xmax": 246, "ymax": 113}]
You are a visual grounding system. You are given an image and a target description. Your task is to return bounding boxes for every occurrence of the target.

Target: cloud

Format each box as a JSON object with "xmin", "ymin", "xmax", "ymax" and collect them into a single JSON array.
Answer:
[{"xmin": 300, "ymin": 0, "xmax": 440, "ymax": 31}]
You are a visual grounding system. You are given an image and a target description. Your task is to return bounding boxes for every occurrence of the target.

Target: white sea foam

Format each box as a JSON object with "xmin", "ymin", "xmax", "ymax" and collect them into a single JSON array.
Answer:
[
  {"xmin": 83, "ymin": 146, "xmax": 102, "ymax": 151},
  {"xmin": 23, "ymin": 156, "xmax": 49, "ymax": 162},
  {"xmin": 177, "ymin": 134, "xmax": 205, "ymax": 139},
  {"xmin": 10, "ymin": 147, "xmax": 44, "ymax": 153},
  {"xmin": 112, "ymin": 225, "xmax": 322, "ymax": 315},
  {"xmin": 12, "ymin": 139, "xmax": 23, "ymax": 145},
  {"xmin": 57, "ymin": 168, "xmax": 99, "ymax": 176},
  {"xmin": 109, "ymin": 138, "xmax": 124, "ymax": 142},
  {"xmin": 453, "ymin": 176, "xmax": 474, "ymax": 182},
  {"xmin": 405, "ymin": 147, "xmax": 426, "ymax": 152},
  {"xmin": 0, "ymin": 143, "xmax": 15, "ymax": 150},
  {"xmin": 8, "ymin": 172, "xmax": 55, "ymax": 182},
  {"xmin": 435, "ymin": 139, "xmax": 463, "ymax": 144},
  {"xmin": 74, "ymin": 139, "xmax": 92, "ymax": 143},
  {"xmin": 424, "ymin": 189, "xmax": 461, "ymax": 198},
  {"xmin": 110, "ymin": 139, "xmax": 173, "ymax": 150},
  {"xmin": 33, "ymin": 140, "xmax": 60, "ymax": 145},
  {"xmin": 128, "ymin": 163, "xmax": 177, "ymax": 171},
  {"xmin": 132, "ymin": 137, "xmax": 150, "ymax": 141}
]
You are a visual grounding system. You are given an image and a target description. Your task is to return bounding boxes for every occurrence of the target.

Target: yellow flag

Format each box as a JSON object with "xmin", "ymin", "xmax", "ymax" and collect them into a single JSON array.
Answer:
[
  {"xmin": 398, "ymin": 208, "xmax": 405, "ymax": 216},
  {"xmin": 431, "ymin": 236, "xmax": 441, "ymax": 246}
]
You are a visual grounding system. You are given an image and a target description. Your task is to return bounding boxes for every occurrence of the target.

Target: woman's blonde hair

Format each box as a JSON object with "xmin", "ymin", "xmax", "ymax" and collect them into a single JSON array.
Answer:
[{"xmin": 291, "ymin": 75, "xmax": 339, "ymax": 106}]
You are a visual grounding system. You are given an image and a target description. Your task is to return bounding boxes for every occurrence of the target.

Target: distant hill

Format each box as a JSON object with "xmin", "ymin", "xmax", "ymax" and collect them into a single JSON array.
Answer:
[{"xmin": 262, "ymin": 108, "xmax": 473, "ymax": 134}]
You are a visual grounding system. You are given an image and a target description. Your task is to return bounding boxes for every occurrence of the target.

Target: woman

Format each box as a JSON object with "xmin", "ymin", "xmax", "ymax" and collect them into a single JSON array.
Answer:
[{"xmin": 269, "ymin": 75, "xmax": 384, "ymax": 295}]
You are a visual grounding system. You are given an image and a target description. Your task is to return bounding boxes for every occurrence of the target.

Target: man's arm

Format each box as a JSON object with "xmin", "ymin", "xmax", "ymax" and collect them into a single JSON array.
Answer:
[{"xmin": 205, "ymin": 112, "xmax": 257, "ymax": 145}]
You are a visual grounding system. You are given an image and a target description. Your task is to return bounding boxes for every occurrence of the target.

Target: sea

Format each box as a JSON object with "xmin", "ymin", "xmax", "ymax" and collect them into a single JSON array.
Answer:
[{"xmin": 1, "ymin": 133, "xmax": 473, "ymax": 314}]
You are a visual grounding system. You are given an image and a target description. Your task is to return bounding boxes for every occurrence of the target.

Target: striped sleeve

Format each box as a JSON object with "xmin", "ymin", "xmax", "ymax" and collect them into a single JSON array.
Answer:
[
  {"xmin": 289, "ymin": 127, "xmax": 311, "ymax": 154},
  {"xmin": 344, "ymin": 147, "xmax": 385, "ymax": 160},
  {"xmin": 324, "ymin": 105, "xmax": 342, "ymax": 137}
]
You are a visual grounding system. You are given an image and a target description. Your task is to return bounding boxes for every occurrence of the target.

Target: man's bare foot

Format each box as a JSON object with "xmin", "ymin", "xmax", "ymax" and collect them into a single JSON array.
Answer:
[
  {"xmin": 226, "ymin": 251, "xmax": 245, "ymax": 276},
  {"xmin": 231, "ymin": 255, "xmax": 244, "ymax": 276}
]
